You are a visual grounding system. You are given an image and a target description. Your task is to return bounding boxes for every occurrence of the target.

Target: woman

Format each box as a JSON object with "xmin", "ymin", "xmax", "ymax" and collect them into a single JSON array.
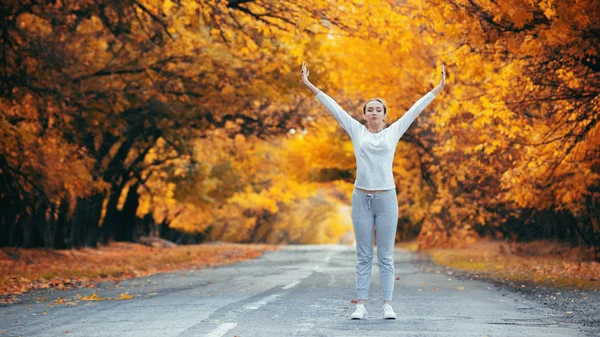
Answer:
[{"xmin": 301, "ymin": 62, "xmax": 446, "ymax": 320}]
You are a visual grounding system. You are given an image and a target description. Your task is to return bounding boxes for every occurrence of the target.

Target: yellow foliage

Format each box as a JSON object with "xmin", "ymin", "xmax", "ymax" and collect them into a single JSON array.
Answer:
[{"xmin": 5, "ymin": 0, "xmax": 597, "ymax": 250}]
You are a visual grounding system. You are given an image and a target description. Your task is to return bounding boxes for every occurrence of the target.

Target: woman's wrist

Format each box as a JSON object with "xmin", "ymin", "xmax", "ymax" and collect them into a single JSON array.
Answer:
[
  {"xmin": 432, "ymin": 82, "xmax": 444, "ymax": 96},
  {"xmin": 304, "ymin": 80, "xmax": 320, "ymax": 95}
]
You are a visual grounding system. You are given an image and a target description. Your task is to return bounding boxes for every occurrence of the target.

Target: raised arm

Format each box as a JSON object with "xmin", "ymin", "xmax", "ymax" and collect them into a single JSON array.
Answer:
[
  {"xmin": 302, "ymin": 62, "xmax": 361, "ymax": 139},
  {"xmin": 389, "ymin": 65, "xmax": 446, "ymax": 141}
]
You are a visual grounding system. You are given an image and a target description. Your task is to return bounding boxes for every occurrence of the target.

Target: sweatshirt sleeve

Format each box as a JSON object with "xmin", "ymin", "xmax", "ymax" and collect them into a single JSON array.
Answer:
[
  {"xmin": 315, "ymin": 91, "xmax": 362, "ymax": 139},
  {"xmin": 389, "ymin": 92, "xmax": 436, "ymax": 142}
]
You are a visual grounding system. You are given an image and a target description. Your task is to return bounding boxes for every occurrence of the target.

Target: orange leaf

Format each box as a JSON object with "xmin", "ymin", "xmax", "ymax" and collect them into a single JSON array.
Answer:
[
  {"xmin": 81, "ymin": 293, "xmax": 108, "ymax": 301},
  {"xmin": 115, "ymin": 293, "xmax": 132, "ymax": 300}
]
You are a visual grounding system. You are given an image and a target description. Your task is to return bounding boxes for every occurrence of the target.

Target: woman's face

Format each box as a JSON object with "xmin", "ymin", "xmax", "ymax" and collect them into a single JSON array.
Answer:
[{"xmin": 364, "ymin": 100, "xmax": 385, "ymax": 125}]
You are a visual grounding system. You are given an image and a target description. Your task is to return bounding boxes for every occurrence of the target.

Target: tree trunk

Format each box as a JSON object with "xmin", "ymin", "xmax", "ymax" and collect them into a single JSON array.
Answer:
[
  {"xmin": 101, "ymin": 181, "xmax": 127, "ymax": 243},
  {"xmin": 53, "ymin": 198, "xmax": 70, "ymax": 249},
  {"xmin": 142, "ymin": 213, "xmax": 154, "ymax": 237},
  {"xmin": 0, "ymin": 193, "xmax": 22, "ymax": 246},
  {"xmin": 115, "ymin": 182, "xmax": 140, "ymax": 242},
  {"xmin": 71, "ymin": 193, "xmax": 103, "ymax": 248}
]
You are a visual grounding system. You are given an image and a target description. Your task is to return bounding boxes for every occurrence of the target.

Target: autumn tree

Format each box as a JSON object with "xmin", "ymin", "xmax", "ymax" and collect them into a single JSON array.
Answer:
[
  {"xmin": 415, "ymin": 0, "xmax": 600, "ymax": 256},
  {"xmin": 1, "ymin": 0, "xmax": 597, "ymax": 258},
  {"xmin": 305, "ymin": 0, "xmax": 599, "ymax": 257},
  {"xmin": 0, "ymin": 0, "xmax": 343, "ymax": 247}
]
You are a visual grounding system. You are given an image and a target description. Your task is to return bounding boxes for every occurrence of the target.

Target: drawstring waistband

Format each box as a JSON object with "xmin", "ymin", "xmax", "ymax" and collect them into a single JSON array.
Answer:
[
  {"xmin": 366, "ymin": 194, "xmax": 374, "ymax": 210},
  {"xmin": 353, "ymin": 188, "xmax": 395, "ymax": 211}
]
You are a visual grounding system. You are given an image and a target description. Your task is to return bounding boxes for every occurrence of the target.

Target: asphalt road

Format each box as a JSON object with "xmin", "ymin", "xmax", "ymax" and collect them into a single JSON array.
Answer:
[{"xmin": 1, "ymin": 245, "xmax": 595, "ymax": 336}]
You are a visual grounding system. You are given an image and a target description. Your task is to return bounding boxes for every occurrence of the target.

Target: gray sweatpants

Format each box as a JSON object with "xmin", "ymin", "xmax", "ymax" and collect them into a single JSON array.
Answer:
[{"xmin": 351, "ymin": 188, "xmax": 398, "ymax": 302}]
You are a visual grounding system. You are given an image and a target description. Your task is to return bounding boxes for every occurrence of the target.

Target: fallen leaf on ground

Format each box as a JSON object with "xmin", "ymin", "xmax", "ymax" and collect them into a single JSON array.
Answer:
[
  {"xmin": 115, "ymin": 293, "xmax": 132, "ymax": 300},
  {"xmin": 81, "ymin": 293, "xmax": 108, "ymax": 301}
]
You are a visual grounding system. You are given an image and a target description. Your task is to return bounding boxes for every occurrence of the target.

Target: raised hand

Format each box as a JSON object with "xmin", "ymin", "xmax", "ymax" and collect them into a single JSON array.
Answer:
[
  {"xmin": 302, "ymin": 62, "xmax": 320, "ymax": 95},
  {"xmin": 302, "ymin": 62, "xmax": 310, "ymax": 84},
  {"xmin": 432, "ymin": 64, "xmax": 446, "ymax": 96},
  {"xmin": 440, "ymin": 64, "xmax": 446, "ymax": 88}
]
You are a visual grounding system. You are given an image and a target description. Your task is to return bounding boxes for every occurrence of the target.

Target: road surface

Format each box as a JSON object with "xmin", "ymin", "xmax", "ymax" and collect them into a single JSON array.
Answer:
[{"xmin": 1, "ymin": 245, "xmax": 594, "ymax": 336}]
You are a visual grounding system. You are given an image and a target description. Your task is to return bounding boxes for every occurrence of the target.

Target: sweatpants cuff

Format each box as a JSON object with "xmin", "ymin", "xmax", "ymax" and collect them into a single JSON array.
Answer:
[{"xmin": 357, "ymin": 289, "xmax": 369, "ymax": 300}]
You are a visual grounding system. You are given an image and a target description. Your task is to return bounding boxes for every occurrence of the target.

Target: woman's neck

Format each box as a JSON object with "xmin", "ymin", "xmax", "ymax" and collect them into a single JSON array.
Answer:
[{"xmin": 367, "ymin": 123, "xmax": 383, "ymax": 133}]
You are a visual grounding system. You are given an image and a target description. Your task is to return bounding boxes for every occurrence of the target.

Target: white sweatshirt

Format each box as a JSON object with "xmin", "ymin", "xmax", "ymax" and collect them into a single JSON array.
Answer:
[{"xmin": 315, "ymin": 91, "xmax": 436, "ymax": 191}]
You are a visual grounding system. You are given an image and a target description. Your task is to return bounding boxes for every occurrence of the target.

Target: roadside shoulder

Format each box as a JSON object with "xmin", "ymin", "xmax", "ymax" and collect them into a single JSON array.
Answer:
[{"xmin": 407, "ymin": 248, "xmax": 600, "ymax": 336}]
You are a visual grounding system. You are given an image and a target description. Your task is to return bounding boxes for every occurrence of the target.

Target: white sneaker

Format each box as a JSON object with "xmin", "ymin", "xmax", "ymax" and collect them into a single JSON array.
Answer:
[
  {"xmin": 383, "ymin": 303, "xmax": 397, "ymax": 319},
  {"xmin": 350, "ymin": 304, "xmax": 368, "ymax": 320}
]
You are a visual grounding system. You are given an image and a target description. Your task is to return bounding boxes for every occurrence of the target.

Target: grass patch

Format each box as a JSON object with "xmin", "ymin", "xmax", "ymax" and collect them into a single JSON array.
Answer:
[{"xmin": 425, "ymin": 241, "xmax": 600, "ymax": 290}]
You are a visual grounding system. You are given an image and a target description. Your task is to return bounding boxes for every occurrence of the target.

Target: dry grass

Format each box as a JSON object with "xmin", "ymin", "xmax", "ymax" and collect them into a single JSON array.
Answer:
[
  {"xmin": 0, "ymin": 242, "xmax": 278, "ymax": 301},
  {"xmin": 420, "ymin": 240, "xmax": 600, "ymax": 290}
]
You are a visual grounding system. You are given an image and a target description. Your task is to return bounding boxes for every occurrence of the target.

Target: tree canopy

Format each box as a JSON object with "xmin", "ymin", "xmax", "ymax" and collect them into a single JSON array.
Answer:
[{"xmin": 1, "ymin": 0, "xmax": 598, "ymax": 259}]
